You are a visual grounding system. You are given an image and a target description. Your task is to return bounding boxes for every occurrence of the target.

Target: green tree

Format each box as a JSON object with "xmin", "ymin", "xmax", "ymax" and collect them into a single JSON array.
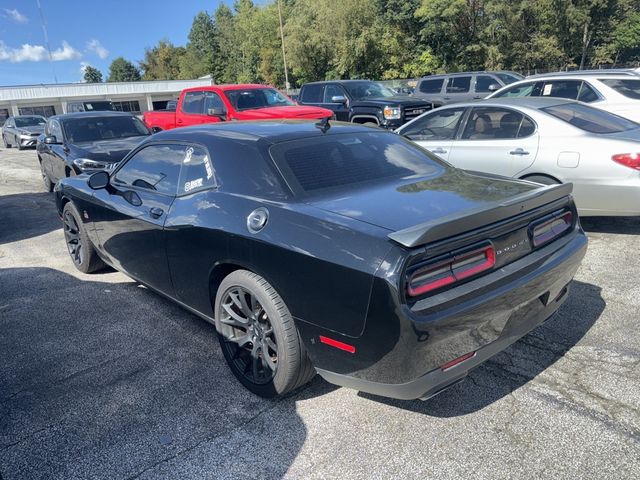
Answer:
[
  {"xmin": 140, "ymin": 41, "xmax": 185, "ymax": 80},
  {"xmin": 83, "ymin": 65, "xmax": 103, "ymax": 83},
  {"xmin": 107, "ymin": 57, "xmax": 141, "ymax": 82},
  {"xmin": 179, "ymin": 11, "xmax": 218, "ymax": 79}
]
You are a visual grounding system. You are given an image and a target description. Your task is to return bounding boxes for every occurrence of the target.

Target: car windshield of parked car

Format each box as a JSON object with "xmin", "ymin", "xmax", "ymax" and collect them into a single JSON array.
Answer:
[
  {"xmin": 269, "ymin": 132, "xmax": 443, "ymax": 195},
  {"xmin": 599, "ymin": 78, "xmax": 640, "ymax": 100},
  {"xmin": 542, "ymin": 103, "xmax": 639, "ymax": 134},
  {"xmin": 224, "ymin": 88, "xmax": 295, "ymax": 110},
  {"xmin": 343, "ymin": 82, "xmax": 396, "ymax": 100},
  {"xmin": 495, "ymin": 73, "xmax": 522, "ymax": 84},
  {"xmin": 15, "ymin": 116, "xmax": 46, "ymax": 127},
  {"xmin": 63, "ymin": 116, "xmax": 151, "ymax": 143}
]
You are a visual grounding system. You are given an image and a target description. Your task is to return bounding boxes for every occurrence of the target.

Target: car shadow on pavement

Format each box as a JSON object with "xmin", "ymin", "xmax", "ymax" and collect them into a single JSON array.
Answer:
[
  {"xmin": 0, "ymin": 191, "xmax": 60, "ymax": 245},
  {"xmin": 580, "ymin": 216, "xmax": 640, "ymax": 235},
  {"xmin": 0, "ymin": 267, "xmax": 320, "ymax": 479},
  {"xmin": 357, "ymin": 280, "xmax": 604, "ymax": 416}
]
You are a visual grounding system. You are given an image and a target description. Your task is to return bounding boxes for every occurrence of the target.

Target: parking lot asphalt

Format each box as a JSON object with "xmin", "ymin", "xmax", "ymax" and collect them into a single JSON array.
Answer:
[{"xmin": 0, "ymin": 146, "xmax": 639, "ymax": 480}]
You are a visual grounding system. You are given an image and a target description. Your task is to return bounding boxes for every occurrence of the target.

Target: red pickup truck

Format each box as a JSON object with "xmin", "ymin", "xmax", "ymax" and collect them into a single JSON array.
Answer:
[{"xmin": 143, "ymin": 84, "xmax": 333, "ymax": 131}]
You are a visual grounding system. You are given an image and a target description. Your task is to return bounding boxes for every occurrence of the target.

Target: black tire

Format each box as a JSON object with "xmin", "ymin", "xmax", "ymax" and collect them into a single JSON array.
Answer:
[
  {"xmin": 522, "ymin": 174, "xmax": 561, "ymax": 186},
  {"xmin": 3, "ymin": 134, "xmax": 11, "ymax": 148},
  {"xmin": 39, "ymin": 157, "xmax": 54, "ymax": 192},
  {"xmin": 62, "ymin": 202, "xmax": 106, "ymax": 274},
  {"xmin": 215, "ymin": 270, "xmax": 315, "ymax": 398},
  {"xmin": 16, "ymin": 139, "xmax": 23, "ymax": 151}
]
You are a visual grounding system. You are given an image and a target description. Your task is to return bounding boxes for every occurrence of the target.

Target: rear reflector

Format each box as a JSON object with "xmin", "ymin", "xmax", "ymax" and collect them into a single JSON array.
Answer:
[
  {"xmin": 531, "ymin": 211, "xmax": 573, "ymax": 247},
  {"xmin": 319, "ymin": 335, "xmax": 356, "ymax": 353},
  {"xmin": 407, "ymin": 244, "xmax": 496, "ymax": 297},
  {"xmin": 612, "ymin": 153, "xmax": 640, "ymax": 170},
  {"xmin": 441, "ymin": 351, "xmax": 476, "ymax": 371}
]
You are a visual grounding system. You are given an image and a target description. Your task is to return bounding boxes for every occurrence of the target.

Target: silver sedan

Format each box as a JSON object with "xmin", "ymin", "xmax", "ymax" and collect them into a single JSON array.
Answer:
[{"xmin": 396, "ymin": 97, "xmax": 640, "ymax": 216}]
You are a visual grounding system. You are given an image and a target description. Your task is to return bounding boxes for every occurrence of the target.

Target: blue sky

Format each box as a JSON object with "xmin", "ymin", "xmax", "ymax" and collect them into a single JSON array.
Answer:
[{"xmin": 0, "ymin": 0, "xmax": 232, "ymax": 85}]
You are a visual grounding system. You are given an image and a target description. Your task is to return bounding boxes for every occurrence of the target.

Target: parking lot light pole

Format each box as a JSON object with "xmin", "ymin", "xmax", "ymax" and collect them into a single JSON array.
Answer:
[{"xmin": 277, "ymin": 0, "xmax": 290, "ymax": 94}]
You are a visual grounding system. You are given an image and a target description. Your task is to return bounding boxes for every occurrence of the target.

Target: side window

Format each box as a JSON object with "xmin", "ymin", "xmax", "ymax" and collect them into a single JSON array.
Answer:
[
  {"xmin": 113, "ymin": 144, "xmax": 184, "ymax": 196},
  {"xmin": 518, "ymin": 116, "xmax": 536, "ymax": 137},
  {"xmin": 50, "ymin": 120, "xmax": 63, "ymax": 139},
  {"xmin": 446, "ymin": 76, "xmax": 471, "ymax": 94},
  {"xmin": 577, "ymin": 82, "xmax": 599, "ymax": 103},
  {"xmin": 462, "ymin": 108, "xmax": 524, "ymax": 140},
  {"xmin": 182, "ymin": 91, "xmax": 205, "ymax": 114},
  {"xmin": 401, "ymin": 108, "xmax": 466, "ymax": 141},
  {"xmin": 494, "ymin": 81, "xmax": 543, "ymax": 98},
  {"xmin": 475, "ymin": 75, "xmax": 499, "ymax": 93},
  {"xmin": 541, "ymin": 80, "xmax": 582, "ymax": 100},
  {"xmin": 203, "ymin": 92, "xmax": 225, "ymax": 113},
  {"xmin": 418, "ymin": 78, "xmax": 444, "ymax": 94},
  {"xmin": 300, "ymin": 84, "xmax": 324, "ymax": 103},
  {"xmin": 323, "ymin": 84, "xmax": 346, "ymax": 103},
  {"xmin": 179, "ymin": 146, "xmax": 216, "ymax": 195}
]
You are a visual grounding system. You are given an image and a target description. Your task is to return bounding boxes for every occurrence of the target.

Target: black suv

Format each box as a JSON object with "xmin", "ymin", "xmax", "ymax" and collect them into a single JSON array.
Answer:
[
  {"xmin": 297, "ymin": 80, "xmax": 434, "ymax": 129},
  {"xmin": 413, "ymin": 71, "xmax": 523, "ymax": 105}
]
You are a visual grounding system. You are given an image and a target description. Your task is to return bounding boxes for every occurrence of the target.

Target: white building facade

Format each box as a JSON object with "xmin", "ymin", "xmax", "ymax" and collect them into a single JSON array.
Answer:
[{"xmin": 0, "ymin": 77, "xmax": 214, "ymax": 124}]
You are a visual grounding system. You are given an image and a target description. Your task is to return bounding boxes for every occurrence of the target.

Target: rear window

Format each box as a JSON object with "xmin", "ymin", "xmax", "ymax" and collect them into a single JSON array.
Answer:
[
  {"xmin": 269, "ymin": 132, "xmax": 442, "ymax": 195},
  {"xmin": 599, "ymin": 78, "xmax": 640, "ymax": 99},
  {"xmin": 300, "ymin": 84, "xmax": 324, "ymax": 103},
  {"xmin": 542, "ymin": 103, "xmax": 638, "ymax": 134}
]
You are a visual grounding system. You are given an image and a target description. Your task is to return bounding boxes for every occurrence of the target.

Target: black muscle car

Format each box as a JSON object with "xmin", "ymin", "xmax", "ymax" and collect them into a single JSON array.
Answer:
[
  {"xmin": 54, "ymin": 120, "xmax": 587, "ymax": 400},
  {"xmin": 37, "ymin": 111, "xmax": 151, "ymax": 192}
]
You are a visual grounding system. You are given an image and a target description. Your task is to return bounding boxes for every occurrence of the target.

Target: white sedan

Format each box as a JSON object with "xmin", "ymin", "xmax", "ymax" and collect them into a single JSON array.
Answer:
[{"xmin": 395, "ymin": 97, "xmax": 640, "ymax": 216}]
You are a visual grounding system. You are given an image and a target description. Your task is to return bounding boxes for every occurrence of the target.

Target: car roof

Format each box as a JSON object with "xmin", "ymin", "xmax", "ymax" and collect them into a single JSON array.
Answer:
[
  {"xmin": 183, "ymin": 84, "xmax": 276, "ymax": 93},
  {"xmin": 527, "ymin": 69, "xmax": 639, "ymax": 79},
  {"xmin": 50, "ymin": 111, "xmax": 137, "ymax": 121},
  {"xmin": 433, "ymin": 96, "xmax": 576, "ymax": 110},
  {"xmin": 150, "ymin": 120, "xmax": 385, "ymax": 145},
  {"xmin": 520, "ymin": 73, "xmax": 637, "ymax": 81},
  {"xmin": 420, "ymin": 71, "xmax": 521, "ymax": 79},
  {"xmin": 303, "ymin": 80, "xmax": 374, "ymax": 85}
]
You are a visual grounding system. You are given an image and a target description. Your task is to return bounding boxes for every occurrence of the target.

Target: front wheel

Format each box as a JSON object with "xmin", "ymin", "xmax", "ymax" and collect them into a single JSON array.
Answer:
[
  {"xmin": 62, "ymin": 202, "xmax": 106, "ymax": 273},
  {"xmin": 3, "ymin": 134, "xmax": 11, "ymax": 148},
  {"xmin": 215, "ymin": 270, "xmax": 315, "ymax": 398}
]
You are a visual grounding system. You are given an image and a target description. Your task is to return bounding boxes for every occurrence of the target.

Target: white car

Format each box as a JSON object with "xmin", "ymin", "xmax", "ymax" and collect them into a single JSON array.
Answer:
[
  {"xmin": 487, "ymin": 73, "xmax": 640, "ymax": 122},
  {"xmin": 396, "ymin": 97, "xmax": 640, "ymax": 216}
]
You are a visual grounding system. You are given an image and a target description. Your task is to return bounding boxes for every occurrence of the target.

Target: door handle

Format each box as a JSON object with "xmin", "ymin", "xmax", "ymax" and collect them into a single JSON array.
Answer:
[
  {"xmin": 510, "ymin": 148, "xmax": 530, "ymax": 156},
  {"xmin": 149, "ymin": 207, "xmax": 164, "ymax": 219},
  {"xmin": 431, "ymin": 147, "xmax": 447, "ymax": 154}
]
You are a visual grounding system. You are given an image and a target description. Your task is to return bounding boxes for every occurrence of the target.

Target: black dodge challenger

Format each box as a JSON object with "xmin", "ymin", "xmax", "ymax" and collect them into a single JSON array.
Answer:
[{"xmin": 54, "ymin": 120, "xmax": 587, "ymax": 400}]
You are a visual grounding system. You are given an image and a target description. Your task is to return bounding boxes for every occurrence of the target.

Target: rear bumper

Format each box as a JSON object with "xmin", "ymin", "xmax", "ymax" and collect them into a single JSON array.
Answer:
[{"xmin": 307, "ymin": 230, "xmax": 587, "ymax": 400}]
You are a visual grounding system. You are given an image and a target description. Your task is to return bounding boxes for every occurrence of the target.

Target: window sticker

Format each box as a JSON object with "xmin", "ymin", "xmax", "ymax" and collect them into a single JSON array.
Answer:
[
  {"xmin": 542, "ymin": 84, "xmax": 553, "ymax": 96},
  {"xmin": 184, "ymin": 177, "xmax": 203, "ymax": 192},
  {"xmin": 184, "ymin": 146, "xmax": 194, "ymax": 164},
  {"xmin": 203, "ymin": 154, "xmax": 214, "ymax": 180}
]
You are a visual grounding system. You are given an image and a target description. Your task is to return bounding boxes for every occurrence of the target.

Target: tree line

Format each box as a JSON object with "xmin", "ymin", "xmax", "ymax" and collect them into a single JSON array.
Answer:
[{"xmin": 84, "ymin": 0, "xmax": 640, "ymax": 86}]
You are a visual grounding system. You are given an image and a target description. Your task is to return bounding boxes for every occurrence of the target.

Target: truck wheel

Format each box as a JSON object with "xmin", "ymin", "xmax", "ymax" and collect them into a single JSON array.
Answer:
[
  {"xmin": 62, "ymin": 202, "xmax": 106, "ymax": 273},
  {"xmin": 215, "ymin": 270, "xmax": 315, "ymax": 398}
]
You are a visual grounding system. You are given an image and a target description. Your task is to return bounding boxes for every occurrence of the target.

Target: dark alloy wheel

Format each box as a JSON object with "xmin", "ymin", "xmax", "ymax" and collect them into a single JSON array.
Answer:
[
  {"xmin": 215, "ymin": 270, "xmax": 316, "ymax": 398},
  {"xmin": 219, "ymin": 286, "xmax": 279, "ymax": 385},
  {"xmin": 61, "ymin": 202, "xmax": 106, "ymax": 273}
]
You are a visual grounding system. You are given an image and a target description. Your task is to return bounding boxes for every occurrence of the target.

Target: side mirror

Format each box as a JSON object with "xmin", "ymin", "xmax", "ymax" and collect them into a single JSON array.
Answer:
[
  {"xmin": 44, "ymin": 135, "xmax": 60, "ymax": 145},
  {"xmin": 488, "ymin": 83, "xmax": 500, "ymax": 92},
  {"xmin": 207, "ymin": 107, "xmax": 226, "ymax": 118},
  {"xmin": 331, "ymin": 95, "xmax": 347, "ymax": 104},
  {"xmin": 88, "ymin": 170, "xmax": 110, "ymax": 190},
  {"xmin": 151, "ymin": 126, "xmax": 162, "ymax": 134}
]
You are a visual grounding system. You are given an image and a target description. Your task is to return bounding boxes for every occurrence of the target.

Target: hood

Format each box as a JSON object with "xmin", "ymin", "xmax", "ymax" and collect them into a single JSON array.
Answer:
[
  {"xmin": 351, "ymin": 95, "xmax": 431, "ymax": 108},
  {"xmin": 17, "ymin": 125, "xmax": 45, "ymax": 135},
  {"xmin": 307, "ymin": 169, "xmax": 536, "ymax": 232},
  {"xmin": 70, "ymin": 136, "xmax": 148, "ymax": 163},
  {"xmin": 240, "ymin": 105, "xmax": 333, "ymax": 119}
]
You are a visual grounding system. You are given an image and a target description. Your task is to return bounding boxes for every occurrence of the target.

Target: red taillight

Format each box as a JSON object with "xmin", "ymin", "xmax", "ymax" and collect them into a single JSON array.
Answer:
[
  {"xmin": 441, "ymin": 351, "xmax": 476, "ymax": 371},
  {"xmin": 531, "ymin": 211, "xmax": 573, "ymax": 248},
  {"xmin": 612, "ymin": 153, "xmax": 640, "ymax": 170},
  {"xmin": 407, "ymin": 244, "xmax": 495, "ymax": 297}
]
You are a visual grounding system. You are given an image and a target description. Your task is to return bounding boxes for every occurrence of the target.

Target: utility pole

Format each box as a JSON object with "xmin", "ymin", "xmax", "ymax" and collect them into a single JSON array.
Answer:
[
  {"xmin": 36, "ymin": 0, "xmax": 57, "ymax": 83},
  {"xmin": 277, "ymin": 0, "xmax": 290, "ymax": 94}
]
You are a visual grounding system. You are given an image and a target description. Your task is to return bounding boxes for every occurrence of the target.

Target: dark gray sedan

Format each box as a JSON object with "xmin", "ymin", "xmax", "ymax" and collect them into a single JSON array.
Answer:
[{"xmin": 2, "ymin": 115, "xmax": 47, "ymax": 150}]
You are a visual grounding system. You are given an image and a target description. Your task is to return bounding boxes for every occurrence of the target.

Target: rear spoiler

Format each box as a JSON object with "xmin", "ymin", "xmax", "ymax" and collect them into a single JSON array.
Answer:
[{"xmin": 388, "ymin": 183, "xmax": 573, "ymax": 248}]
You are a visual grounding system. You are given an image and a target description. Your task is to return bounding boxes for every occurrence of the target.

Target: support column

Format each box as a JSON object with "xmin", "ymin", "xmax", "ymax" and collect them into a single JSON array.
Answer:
[
  {"xmin": 145, "ymin": 94, "xmax": 154, "ymax": 112},
  {"xmin": 10, "ymin": 102, "xmax": 19, "ymax": 116}
]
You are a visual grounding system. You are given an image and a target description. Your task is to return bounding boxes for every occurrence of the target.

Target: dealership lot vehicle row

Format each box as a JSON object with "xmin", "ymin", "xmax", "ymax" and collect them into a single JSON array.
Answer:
[{"xmin": 0, "ymin": 148, "xmax": 639, "ymax": 479}]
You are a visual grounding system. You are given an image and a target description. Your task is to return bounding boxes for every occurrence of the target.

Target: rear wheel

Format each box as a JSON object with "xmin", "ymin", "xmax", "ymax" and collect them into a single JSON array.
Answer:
[
  {"xmin": 215, "ymin": 270, "xmax": 315, "ymax": 398},
  {"xmin": 62, "ymin": 202, "xmax": 106, "ymax": 273}
]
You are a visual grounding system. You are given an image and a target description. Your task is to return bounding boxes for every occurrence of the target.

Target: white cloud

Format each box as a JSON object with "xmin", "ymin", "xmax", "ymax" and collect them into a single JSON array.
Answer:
[
  {"xmin": 86, "ymin": 39, "xmax": 108, "ymax": 59},
  {"xmin": 4, "ymin": 8, "xmax": 28, "ymax": 24},
  {"xmin": 0, "ymin": 41, "xmax": 81, "ymax": 63}
]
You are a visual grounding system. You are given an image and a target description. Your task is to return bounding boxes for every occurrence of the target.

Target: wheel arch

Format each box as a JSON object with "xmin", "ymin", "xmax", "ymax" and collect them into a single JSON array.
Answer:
[
  {"xmin": 519, "ymin": 173, "xmax": 563, "ymax": 185},
  {"xmin": 350, "ymin": 114, "xmax": 380, "ymax": 125}
]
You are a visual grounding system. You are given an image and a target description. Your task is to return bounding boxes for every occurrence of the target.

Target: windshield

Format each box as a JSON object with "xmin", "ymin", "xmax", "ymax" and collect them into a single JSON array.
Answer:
[
  {"xmin": 15, "ymin": 116, "xmax": 46, "ymax": 127},
  {"xmin": 224, "ymin": 88, "xmax": 295, "ymax": 110},
  {"xmin": 269, "ymin": 132, "xmax": 442, "ymax": 195},
  {"xmin": 542, "ymin": 103, "xmax": 639, "ymax": 134},
  {"xmin": 63, "ymin": 116, "xmax": 151, "ymax": 143},
  {"xmin": 343, "ymin": 82, "xmax": 397, "ymax": 100},
  {"xmin": 599, "ymin": 78, "xmax": 640, "ymax": 100}
]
